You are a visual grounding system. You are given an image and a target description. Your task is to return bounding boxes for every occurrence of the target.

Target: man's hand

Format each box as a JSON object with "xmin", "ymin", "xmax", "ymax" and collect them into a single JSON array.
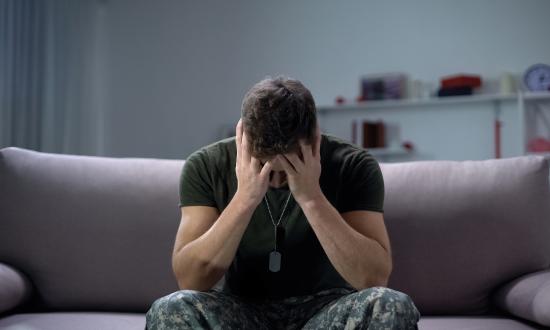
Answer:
[
  {"xmin": 278, "ymin": 123, "xmax": 323, "ymax": 205},
  {"xmin": 235, "ymin": 119, "xmax": 274, "ymax": 208}
]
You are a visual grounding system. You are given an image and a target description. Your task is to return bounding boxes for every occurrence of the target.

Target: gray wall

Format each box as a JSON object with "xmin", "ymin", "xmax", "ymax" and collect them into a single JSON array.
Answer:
[{"xmin": 96, "ymin": 0, "xmax": 550, "ymax": 159}]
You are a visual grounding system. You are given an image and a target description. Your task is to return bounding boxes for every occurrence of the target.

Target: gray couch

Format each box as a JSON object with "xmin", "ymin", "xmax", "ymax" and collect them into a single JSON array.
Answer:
[{"xmin": 1, "ymin": 147, "xmax": 549, "ymax": 330}]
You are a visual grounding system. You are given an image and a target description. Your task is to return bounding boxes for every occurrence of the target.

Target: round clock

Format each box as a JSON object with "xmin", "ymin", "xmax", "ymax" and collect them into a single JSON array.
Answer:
[{"xmin": 524, "ymin": 63, "xmax": 550, "ymax": 92}]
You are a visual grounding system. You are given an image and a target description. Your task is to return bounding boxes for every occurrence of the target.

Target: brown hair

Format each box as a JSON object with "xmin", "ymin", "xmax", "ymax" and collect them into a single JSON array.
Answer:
[{"xmin": 241, "ymin": 76, "xmax": 317, "ymax": 159}]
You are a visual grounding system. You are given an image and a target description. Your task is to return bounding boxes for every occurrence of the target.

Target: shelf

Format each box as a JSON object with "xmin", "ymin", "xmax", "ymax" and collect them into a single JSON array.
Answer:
[
  {"xmin": 318, "ymin": 93, "xmax": 518, "ymax": 113},
  {"xmin": 521, "ymin": 91, "xmax": 550, "ymax": 101}
]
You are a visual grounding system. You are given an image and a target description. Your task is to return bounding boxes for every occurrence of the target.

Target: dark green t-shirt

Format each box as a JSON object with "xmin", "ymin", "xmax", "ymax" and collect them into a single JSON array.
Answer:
[{"xmin": 179, "ymin": 133, "xmax": 384, "ymax": 299}]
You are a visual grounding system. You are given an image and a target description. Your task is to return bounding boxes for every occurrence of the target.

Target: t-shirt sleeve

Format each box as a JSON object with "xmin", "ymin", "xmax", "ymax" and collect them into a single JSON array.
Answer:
[
  {"xmin": 338, "ymin": 154, "xmax": 385, "ymax": 214},
  {"xmin": 178, "ymin": 150, "xmax": 217, "ymax": 208}
]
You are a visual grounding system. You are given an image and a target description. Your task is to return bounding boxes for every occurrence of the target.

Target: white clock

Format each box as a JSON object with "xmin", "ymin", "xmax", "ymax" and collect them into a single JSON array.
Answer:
[{"xmin": 524, "ymin": 64, "xmax": 550, "ymax": 92}]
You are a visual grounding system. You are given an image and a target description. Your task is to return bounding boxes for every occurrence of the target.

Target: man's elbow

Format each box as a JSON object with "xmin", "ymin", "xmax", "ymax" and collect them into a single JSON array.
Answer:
[
  {"xmin": 173, "ymin": 260, "xmax": 226, "ymax": 292},
  {"xmin": 174, "ymin": 273, "xmax": 214, "ymax": 292},
  {"xmin": 357, "ymin": 260, "xmax": 393, "ymax": 289},
  {"xmin": 356, "ymin": 276, "xmax": 389, "ymax": 290},
  {"xmin": 175, "ymin": 277, "xmax": 210, "ymax": 292}
]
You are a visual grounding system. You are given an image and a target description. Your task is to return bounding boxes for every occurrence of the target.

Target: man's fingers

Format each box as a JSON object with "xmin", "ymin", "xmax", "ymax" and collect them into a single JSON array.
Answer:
[
  {"xmin": 236, "ymin": 118, "xmax": 242, "ymax": 141},
  {"xmin": 251, "ymin": 156, "xmax": 261, "ymax": 170},
  {"xmin": 299, "ymin": 139, "xmax": 312, "ymax": 162},
  {"xmin": 314, "ymin": 122, "xmax": 321, "ymax": 159},
  {"xmin": 278, "ymin": 154, "xmax": 297, "ymax": 175},
  {"xmin": 260, "ymin": 159, "xmax": 274, "ymax": 179},
  {"xmin": 284, "ymin": 153, "xmax": 303, "ymax": 172},
  {"xmin": 236, "ymin": 119, "xmax": 242, "ymax": 162},
  {"xmin": 241, "ymin": 130, "xmax": 251, "ymax": 163}
]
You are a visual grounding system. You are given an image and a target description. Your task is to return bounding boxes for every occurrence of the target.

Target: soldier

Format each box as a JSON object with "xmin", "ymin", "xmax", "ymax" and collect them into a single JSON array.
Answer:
[{"xmin": 146, "ymin": 77, "xmax": 420, "ymax": 329}]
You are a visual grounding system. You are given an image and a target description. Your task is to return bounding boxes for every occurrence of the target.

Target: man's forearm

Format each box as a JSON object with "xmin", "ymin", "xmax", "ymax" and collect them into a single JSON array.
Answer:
[
  {"xmin": 300, "ymin": 194, "xmax": 391, "ymax": 289},
  {"xmin": 173, "ymin": 193, "xmax": 256, "ymax": 291}
]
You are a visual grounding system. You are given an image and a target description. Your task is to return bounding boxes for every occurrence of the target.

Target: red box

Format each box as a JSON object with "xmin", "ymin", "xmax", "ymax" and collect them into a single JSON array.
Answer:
[{"xmin": 441, "ymin": 75, "xmax": 482, "ymax": 89}]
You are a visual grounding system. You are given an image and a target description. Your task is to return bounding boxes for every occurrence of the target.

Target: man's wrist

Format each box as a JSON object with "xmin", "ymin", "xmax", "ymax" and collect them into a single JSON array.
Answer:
[
  {"xmin": 297, "ymin": 190, "xmax": 326, "ymax": 211},
  {"xmin": 232, "ymin": 190, "xmax": 260, "ymax": 213}
]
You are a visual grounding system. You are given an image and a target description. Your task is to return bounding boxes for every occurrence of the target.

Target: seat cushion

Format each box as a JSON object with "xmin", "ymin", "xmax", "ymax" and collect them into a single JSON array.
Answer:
[
  {"xmin": 0, "ymin": 313, "xmax": 542, "ymax": 330},
  {"xmin": 0, "ymin": 312, "xmax": 145, "ymax": 330},
  {"xmin": 381, "ymin": 156, "xmax": 550, "ymax": 314},
  {"xmin": 419, "ymin": 316, "xmax": 546, "ymax": 330}
]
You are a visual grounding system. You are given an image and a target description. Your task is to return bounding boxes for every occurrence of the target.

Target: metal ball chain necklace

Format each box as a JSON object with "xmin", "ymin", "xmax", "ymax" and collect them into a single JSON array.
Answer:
[{"xmin": 264, "ymin": 191, "xmax": 292, "ymax": 273}]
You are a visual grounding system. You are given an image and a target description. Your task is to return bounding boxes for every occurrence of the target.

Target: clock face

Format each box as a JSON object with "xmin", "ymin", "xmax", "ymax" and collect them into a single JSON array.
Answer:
[{"xmin": 524, "ymin": 64, "xmax": 550, "ymax": 92}]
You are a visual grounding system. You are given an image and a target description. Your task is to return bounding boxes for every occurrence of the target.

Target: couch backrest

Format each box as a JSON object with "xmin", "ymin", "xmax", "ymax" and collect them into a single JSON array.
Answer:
[
  {"xmin": 1, "ymin": 147, "xmax": 550, "ymax": 315},
  {"xmin": 381, "ymin": 156, "xmax": 550, "ymax": 314},
  {"xmin": 0, "ymin": 147, "xmax": 183, "ymax": 312}
]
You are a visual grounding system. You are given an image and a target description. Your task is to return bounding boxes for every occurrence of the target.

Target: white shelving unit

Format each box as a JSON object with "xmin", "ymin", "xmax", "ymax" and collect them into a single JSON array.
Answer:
[
  {"xmin": 318, "ymin": 92, "xmax": 550, "ymax": 161},
  {"xmin": 318, "ymin": 93, "xmax": 517, "ymax": 113}
]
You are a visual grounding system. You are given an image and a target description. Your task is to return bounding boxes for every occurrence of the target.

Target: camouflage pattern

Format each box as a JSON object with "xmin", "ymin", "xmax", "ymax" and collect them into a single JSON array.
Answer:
[{"xmin": 146, "ymin": 287, "xmax": 420, "ymax": 329}]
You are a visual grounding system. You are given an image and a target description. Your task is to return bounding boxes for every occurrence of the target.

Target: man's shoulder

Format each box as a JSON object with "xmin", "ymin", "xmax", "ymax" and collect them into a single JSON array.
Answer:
[
  {"xmin": 185, "ymin": 136, "xmax": 236, "ymax": 173},
  {"xmin": 322, "ymin": 133, "xmax": 362, "ymax": 148},
  {"xmin": 187, "ymin": 136, "xmax": 236, "ymax": 158}
]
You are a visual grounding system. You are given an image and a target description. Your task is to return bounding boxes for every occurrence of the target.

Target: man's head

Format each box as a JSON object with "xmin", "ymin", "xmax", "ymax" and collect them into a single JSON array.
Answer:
[{"xmin": 240, "ymin": 76, "xmax": 317, "ymax": 171}]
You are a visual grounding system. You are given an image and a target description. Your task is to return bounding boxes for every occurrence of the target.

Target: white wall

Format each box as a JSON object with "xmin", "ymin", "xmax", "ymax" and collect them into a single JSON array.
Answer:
[{"xmin": 97, "ymin": 0, "xmax": 550, "ymax": 160}]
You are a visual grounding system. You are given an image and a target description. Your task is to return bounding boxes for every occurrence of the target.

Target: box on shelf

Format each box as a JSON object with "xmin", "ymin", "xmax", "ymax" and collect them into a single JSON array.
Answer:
[
  {"xmin": 441, "ymin": 75, "xmax": 482, "ymax": 89},
  {"xmin": 360, "ymin": 73, "xmax": 408, "ymax": 101},
  {"xmin": 438, "ymin": 74, "xmax": 482, "ymax": 98}
]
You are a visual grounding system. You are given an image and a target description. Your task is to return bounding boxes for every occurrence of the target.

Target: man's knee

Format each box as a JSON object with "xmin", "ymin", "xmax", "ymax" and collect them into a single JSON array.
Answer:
[
  {"xmin": 146, "ymin": 290, "xmax": 206, "ymax": 328},
  {"xmin": 367, "ymin": 287, "xmax": 415, "ymax": 309},
  {"xmin": 149, "ymin": 290, "xmax": 198, "ymax": 312},
  {"xmin": 357, "ymin": 287, "xmax": 420, "ymax": 321}
]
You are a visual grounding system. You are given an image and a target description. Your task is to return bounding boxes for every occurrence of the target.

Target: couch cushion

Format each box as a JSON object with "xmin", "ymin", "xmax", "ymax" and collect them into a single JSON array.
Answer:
[
  {"xmin": 494, "ymin": 269, "xmax": 550, "ymax": 326},
  {"xmin": 381, "ymin": 156, "xmax": 550, "ymax": 315},
  {"xmin": 0, "ymin": 263, "xmax": 32, "ymax": 314},
  {"xmin": 0, "ymin": 312, "xmax": 145, "ymax": 330},
  {"xmin": 0, "ymin": 147, "xmax": 183, "ymax": 312},
  {"xmin": 419, "ymin": 316, "xmax": 545, "ymax": 330}
]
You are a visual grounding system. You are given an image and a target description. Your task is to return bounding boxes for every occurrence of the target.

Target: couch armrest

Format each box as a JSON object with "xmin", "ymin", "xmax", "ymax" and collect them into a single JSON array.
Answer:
[
  {"xmin": 494, "ymin": 269, "xmax": 550, "ymax": 327},
  {"xmin": 0, "ymin": 263, "xmax": 32, "ymax": 315}
]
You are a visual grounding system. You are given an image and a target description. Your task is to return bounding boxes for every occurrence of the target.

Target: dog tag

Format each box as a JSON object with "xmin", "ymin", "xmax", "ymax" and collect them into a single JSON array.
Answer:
[{"xmin": 269, "ymin": 251, "xmax": 281, "ymax": 272}]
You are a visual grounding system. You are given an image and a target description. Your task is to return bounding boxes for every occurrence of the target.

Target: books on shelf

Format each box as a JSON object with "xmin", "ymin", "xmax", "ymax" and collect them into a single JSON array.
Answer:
[{"xmin": 362, "ymin": 121, "xmax": 386, "ymax": 149}]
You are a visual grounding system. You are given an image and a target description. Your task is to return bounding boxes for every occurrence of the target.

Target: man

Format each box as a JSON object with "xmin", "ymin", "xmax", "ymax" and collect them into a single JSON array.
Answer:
[{"xmin": 146, "ymin": 77, "xmax": 420, "ymax": 329}]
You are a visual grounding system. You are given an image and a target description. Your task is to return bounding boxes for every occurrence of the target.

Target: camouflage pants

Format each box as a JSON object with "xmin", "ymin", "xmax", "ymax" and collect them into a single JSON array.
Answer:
[{"xmin": 145, "ymin": 287, "xmax": 420, "ymax": 330}]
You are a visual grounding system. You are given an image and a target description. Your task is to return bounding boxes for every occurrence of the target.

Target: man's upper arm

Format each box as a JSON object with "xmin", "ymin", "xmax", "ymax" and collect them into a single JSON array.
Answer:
[
  {"xmin": 341, "ymin": 210, "xmax": 391, "ymax": 255},
  {"xmin": 172, "ymin": 206, "xmax": 220, "ymax": 259},
  {"xmin": 179, "ymin": 150, "xmax": 218, "ymax": 208},
  {"xmin": 339, "ymin": 153, "xmax": 385, "ymax": 214},
  {"xmin": 175, "ymin": 148, "xmax": 220, "ymax": 255}
]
